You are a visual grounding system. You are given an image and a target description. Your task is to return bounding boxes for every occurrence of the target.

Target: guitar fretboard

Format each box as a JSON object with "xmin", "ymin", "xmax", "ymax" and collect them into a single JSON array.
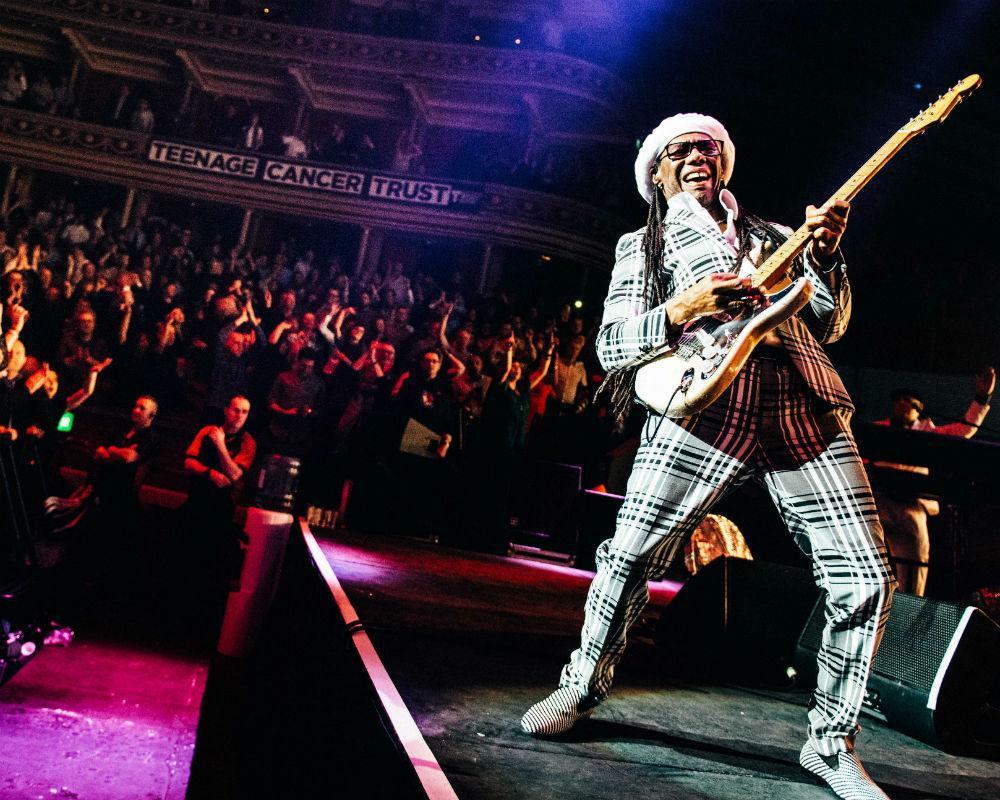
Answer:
[{"xmin": 750, "ymin": 128, "xmax": 917, "ymax": 290}]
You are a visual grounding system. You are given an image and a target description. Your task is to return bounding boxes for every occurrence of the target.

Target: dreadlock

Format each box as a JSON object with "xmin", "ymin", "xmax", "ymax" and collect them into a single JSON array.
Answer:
[{"xmin": 595, "ymin": 187, "xmax": 791, "ymax": 428}]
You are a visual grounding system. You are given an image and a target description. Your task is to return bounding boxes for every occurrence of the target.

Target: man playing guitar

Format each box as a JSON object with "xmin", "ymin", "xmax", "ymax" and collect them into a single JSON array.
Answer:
[{"xmin": 521, "ymin": 113, "xmax": 896, "ymax": 800}]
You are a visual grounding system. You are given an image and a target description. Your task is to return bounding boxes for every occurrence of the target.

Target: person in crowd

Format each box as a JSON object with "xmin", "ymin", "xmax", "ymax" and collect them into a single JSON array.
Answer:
[
  {"xmin": 465, "ymin": 335, "xmax": 554, "ymax": 550},
  {"xmin": 1, "ymin": 296, "xmax": 28, "ymax": 365},
  {"xmin": 240, "ymin": 111, "xmax": 265, "ymax": 151},
  {"xmin": 405, "ymin": 314, "xmax": 449, "ymax": 367},
  {"xmin": 281, "ymin": 130, "xmax": 308, "ymax": 159},
  {"xmin": 319, "ymin": 306, "xmax": 364, "ymax": 373},
  {"xmin": 41, "ymin": 394, "xmax": 159, "ymax": 578},
  {"xmin": 351, "ymin": 132, "xmax": 378, "ymax": 168},
  {"xmin": 0, "ymin": 340, "xmax": 30, "ymax": 438},
  {"xmin": 481, "ymin": 334, "xmax": 553, "ymax": 457},
  {"xmin": 88, "ymin": 394, "xmax": 160, "ymax": 524},
  {"xmin": 1, "ymin": 61, "xmax": 28, "ymax": 105},
  {"xmin": 130, "ymin": 98, "xmax": 155, "ymax": 134},
  {"xmin": 275, "ymin": 310, "xmax": 324, "ymax": 366},
  {"xmin": 520, "ymin": 113, "xmax": 894, "ymax": 800},
  {"xmin": 267, "ymin": 347, "xmax": 324, "ymax": 453},
  {"xmin": 451, "ymin": 352, "xmax": 489, "ymax": 428},
  {"xmin": 389, "ymin": 347, "xmax": 457, "ymax": 450},
  {"xmin": 105, "ymin": 84, "xmax": 132, "ymax": 126},
  {"xmin": 52, "ymin": 74, "xmax": 75, "ymax": 117},
  {"xmin": 29, "ymin": 72, "xmax": 55, "ymax": 113},
  {"xmin": 392, "ymin": 126, "xmax": 423, "ymax": 173},
  {"xmin": 322, "ymin": 121, "xmax": 350, "ymax": 163},
  {"xmin": 182, "ymin": 394, "xmax": 256, "ymax": 587},
  {"xmin": 263, "ymin": 288, "xmax": 297, "ymax": 334},
  {"xmin": 334, "ymin": 340, "xmax": 396, "ymax": 438},
  {"xmin": 552, "ymin": 333, "xmax": 589, "ymax": 415},
  {"xmin": 384, "ymin": 304, "xmax": 414, "ymax": 351},
  {"xmin": 57, "ymin": 307, "xmax": 111, "ymax": 396},
  {"xmin": 205, "ymin": 316, "xmax": 260, "ymax": 414},
  {"xmin": 215, "ymin": 102, "xmax": 242, "ymax": 147},
  {"xmin": 61, "ymin": 215, "xmax": 91, "ymax": 247},
  {"xmin": 872, "ymin": 368, "xmax": 994, "ymax": 595}
]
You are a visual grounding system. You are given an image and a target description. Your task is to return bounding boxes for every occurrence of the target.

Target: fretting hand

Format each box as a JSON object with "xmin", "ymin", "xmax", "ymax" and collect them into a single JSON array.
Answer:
[{"xmin": 805, "ymin": 200, "xmax": 850, "ymax": 263}]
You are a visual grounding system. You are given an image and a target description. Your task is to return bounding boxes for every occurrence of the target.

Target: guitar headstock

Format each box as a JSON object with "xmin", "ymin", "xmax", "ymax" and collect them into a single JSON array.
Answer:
[{"xmin": 902, "ymin": 74, "xmax": 982, "ymax": 135}]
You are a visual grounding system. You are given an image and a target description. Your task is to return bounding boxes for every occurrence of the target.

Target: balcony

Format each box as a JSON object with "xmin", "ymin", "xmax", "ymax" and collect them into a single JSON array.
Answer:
[
  {"xmin": 0, "ymin": 106, "xmax": 626, "ymax": 268},
  {"xmin": 4, "ymin": 0, "xmax": 629, "ymax": 115}
]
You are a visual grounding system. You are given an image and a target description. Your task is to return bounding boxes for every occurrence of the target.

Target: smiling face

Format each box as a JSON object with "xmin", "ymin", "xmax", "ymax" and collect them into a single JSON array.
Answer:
[{"xmin": 652, "ymin": 131, "xmax": 724, "ymax": 210}]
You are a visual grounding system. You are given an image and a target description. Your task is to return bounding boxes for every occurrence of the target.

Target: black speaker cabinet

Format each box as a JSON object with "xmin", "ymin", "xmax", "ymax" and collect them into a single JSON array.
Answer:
[
  {"xmin": 507, "ymin": 461, "xmax": 582, "ymax": 553},
  {"xmin": 574, "ymin": 490, "xmax": 624, "ymax": 572},
  {"xmin": 655, "ymin": 556, "xmax": 821, "ymax": 685},
  {"xmin": 796, "ymin": 592, "xmax": 1000, "ymax": 757}
]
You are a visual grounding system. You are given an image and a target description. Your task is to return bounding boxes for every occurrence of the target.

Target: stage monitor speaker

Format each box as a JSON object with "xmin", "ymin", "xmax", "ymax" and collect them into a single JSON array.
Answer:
[
  {"xmin": 507, "ymin": 461, "xmax": 581, "ymax": 553},
  {"xmin": 796, "ymin": 592, "xmax": 1000, "ymax": 757},
  {"xmin": 574, "ymin": 490, "xmax": 624, "ymax": 572},
  {"xmin": 655, "ymin": 556, "xmax": 820, "ymax": 685}
]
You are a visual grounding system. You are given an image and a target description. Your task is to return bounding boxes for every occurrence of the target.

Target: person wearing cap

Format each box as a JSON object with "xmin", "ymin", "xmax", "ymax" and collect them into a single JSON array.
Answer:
[
  {"xmin": 521, "ymin": 113, "xmax": 896, "ymax": 800},
  {"xmin": 873, "ymin": 368, "xmax": 994, "ymax": 596}
]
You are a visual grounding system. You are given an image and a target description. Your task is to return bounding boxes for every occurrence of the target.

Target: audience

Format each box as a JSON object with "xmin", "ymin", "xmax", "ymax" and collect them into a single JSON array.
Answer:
[{"xmin": 0, "ymin": 173, "xmax": 607, "ymax": 596}]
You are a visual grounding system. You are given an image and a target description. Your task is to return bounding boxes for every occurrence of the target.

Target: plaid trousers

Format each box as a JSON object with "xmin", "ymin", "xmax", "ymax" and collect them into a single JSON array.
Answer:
[{"xmin": 560, "ymin": 356, "xmax": 895, "ymax": 755}]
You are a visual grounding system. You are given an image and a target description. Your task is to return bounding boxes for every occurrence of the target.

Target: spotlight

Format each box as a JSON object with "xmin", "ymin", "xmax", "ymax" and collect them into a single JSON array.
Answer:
[
  {"xmin": 540, "ymin": 254, "xmax": 552, "ymax": 262},
  {"xmin": 514, "ymin": 38, "xmax": 522, "ymax": 45},
  {"xmin": 573, "ymin": 300, "xmax": 583, "ymax": 309},
  {"xmin": 263, "ymin": 6, "xmax": 270, "ymax": 14},
  {"xmin": 474, "ymin": 34, "xmax": 481, "ymax": 41}
]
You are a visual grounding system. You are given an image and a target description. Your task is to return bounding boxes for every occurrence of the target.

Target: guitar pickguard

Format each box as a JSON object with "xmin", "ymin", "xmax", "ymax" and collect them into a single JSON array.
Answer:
[{"xmin": 635, "ymin": 278, "xmax": 812, "ymax": 416}]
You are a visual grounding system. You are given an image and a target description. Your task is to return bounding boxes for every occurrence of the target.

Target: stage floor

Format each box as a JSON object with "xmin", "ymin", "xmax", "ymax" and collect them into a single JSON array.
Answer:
[
  {"xmin": 316, "ymin": 531, "xmax": 1000, "ymax": 800},
  {"xmin": 0, "ymin": 633, "xmax": 207, "ymax": 800}
]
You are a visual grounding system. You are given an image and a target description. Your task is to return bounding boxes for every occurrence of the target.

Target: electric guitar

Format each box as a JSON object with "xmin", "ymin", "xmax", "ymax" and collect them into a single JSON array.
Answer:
[{"xmin": 634, "ymin": 74, "xmax": 982, "ymax": 417}]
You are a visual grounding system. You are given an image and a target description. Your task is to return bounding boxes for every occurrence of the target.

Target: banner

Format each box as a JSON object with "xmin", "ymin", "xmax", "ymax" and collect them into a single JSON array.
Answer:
[{"xmin": 147, "ymin": 140, "xmax": 483, "ymax": 212}]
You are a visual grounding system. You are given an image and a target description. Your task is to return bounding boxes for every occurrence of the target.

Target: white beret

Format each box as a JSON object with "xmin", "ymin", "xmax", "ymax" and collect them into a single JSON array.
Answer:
[{"xmin": 634, "ymin": 113, "xmax": 735, "ymax": 204}]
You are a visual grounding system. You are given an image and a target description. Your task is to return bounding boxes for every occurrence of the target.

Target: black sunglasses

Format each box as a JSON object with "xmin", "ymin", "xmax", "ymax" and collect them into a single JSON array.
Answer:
[{"xmin": 656, "ymin": 138, "xmax": 723, "ymax": 162}]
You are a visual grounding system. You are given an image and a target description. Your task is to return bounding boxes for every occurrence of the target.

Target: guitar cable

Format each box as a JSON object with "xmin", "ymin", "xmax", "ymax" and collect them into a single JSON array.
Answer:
[{"xmin": 643, "ymin": 378, "xmax": 689, "ymax": 445}]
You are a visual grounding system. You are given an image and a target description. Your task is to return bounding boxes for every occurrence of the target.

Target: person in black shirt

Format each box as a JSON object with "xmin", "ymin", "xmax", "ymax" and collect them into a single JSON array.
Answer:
[
  {"xmin": 183, "ymin": 395, "xmax": 257, "ymax": 590},
  {"xmin": 90, "ymin": 395, "xmax": 160, "ymax": 499},
  {"xmin": 67, "ymin": 394, "xmax": 160, "ymax": 585},
  {"xmin": 389, "ymin": 347, "xmax": 458, "ymax": 452}
]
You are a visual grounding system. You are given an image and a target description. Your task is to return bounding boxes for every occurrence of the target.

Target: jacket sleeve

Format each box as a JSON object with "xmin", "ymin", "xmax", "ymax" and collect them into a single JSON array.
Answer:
[
  {"xmin": 774, "ymin": 218, "xmax": 852, "ymax": 345},
  {"xmin": 798, "ymin": 246, "xmax": 852, "ymax": 344},
  {"xmin": 595, "ymin": 231, "xmax": 675, "ymax": 372}
]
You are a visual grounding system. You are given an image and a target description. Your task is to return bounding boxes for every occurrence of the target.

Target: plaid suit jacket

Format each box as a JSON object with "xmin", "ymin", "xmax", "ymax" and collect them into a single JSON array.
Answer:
[{"xmin": 596, "ymin": 191, "xmax": 854, "ymax": 412}]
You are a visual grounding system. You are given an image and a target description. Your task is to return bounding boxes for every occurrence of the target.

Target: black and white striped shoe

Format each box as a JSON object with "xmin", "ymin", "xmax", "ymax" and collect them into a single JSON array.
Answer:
[
  {"xmin": 799, "ymin": 739, "xmax": 890, "ymax": 800},
  {"xmin": 520, "ymin": 687, "xmax": 598, "ymax": 737}
]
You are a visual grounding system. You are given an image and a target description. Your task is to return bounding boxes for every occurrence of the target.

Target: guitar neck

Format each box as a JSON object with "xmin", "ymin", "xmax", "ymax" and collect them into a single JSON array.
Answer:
[{"xmin": 751, "ymin": 128, "xmax": 916, "ymax": 290}]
